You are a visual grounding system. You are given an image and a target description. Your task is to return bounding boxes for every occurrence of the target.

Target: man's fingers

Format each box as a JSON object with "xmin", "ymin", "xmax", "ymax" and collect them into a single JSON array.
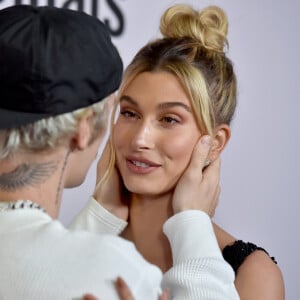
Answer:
[
  {"xmin": 187, "ymin": 135, "xmax": 211, "ymax": 174},
  {"xmin": 210, "ymin": 184, "xmax": 220, "ymax": 217},
  {"xmin": 202, "ymin": 157, "xmax": 221, "ymax": 183},
  {"xmin": 202, "ymin": 158, "xmax": 221, "ymax": 217},
  {"xmin": 159, "ymin": 289, "xmax": 170, "ymax": 300},
  {"xmin": 82, "ymin": 294, "xmax": 98, "ymax": 300},
  {"xmin": 82, "ymin": 275, "xmax": 137, "ymax": 300},
  {"xmin": 115, "ymin": 277, "xmax": 135, "ymax": 300}
]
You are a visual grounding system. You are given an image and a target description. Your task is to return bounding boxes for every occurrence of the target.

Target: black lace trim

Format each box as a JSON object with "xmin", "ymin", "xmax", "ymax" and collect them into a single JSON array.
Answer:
[{"xmin": 222, "ymin": 240, "xmax": 277, "ymax": 274}]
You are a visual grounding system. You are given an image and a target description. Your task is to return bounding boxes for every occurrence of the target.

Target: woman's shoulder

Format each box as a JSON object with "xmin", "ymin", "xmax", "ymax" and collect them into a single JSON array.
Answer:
[{"xmin": 231, "ymin": 245, "xmax": 285, "ymax": 299}]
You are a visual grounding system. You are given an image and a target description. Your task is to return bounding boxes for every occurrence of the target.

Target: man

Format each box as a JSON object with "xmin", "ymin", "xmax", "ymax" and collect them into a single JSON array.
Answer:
[{"xmin": 0, "ymin": 4, "xmax": 239, "ymax": 299}]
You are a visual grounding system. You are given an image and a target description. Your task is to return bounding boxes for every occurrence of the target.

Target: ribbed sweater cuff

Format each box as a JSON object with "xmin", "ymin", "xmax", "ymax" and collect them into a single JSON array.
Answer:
[{"xmin": 163, "ymin": 210, "xmax": 222, "ymax": 264}]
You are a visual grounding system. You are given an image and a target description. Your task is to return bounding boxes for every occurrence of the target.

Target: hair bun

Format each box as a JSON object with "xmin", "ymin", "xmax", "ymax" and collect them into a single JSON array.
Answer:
[{"xmin": 160, "ymin": 5, "xmax": 228, "ymax": 53}]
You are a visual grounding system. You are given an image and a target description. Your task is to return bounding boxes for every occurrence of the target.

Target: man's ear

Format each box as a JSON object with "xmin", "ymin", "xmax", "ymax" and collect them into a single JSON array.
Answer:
[
  {"xmin": 209, "ymin": 124, "xmax": 231, "ymax": 161},
  {"xmin": 70, "ymin": 109, "xmax": 94, "ymax": 151}
]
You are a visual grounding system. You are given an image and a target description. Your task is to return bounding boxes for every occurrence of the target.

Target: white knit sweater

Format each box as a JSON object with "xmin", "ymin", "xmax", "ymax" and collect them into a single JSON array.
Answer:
[{"xmin": 0, "ymin": 197, "xmax": 239, "ymax": 299}]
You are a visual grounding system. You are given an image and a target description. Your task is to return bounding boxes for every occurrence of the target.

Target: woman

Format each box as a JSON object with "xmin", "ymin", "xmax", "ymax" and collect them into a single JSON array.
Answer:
[{"xmin": 93, "ymin": 4, "xmax": 285, "ymax": 299}]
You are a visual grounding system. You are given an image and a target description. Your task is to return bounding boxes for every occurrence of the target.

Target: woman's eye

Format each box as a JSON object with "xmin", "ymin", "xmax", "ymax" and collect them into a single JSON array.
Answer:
[
  {"xmin": 161, "ymin": 116, "xmax": 179, "ymax": 124},
  {"xmin": 120, "ymin": 110, "xmax": 137, "ymax": 118}
]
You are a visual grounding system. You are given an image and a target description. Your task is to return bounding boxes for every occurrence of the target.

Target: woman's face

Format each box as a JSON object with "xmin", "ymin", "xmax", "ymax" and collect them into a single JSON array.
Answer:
[{"xmin": 113, "ymin": 71, "xmax": 201, "ymax": 196}]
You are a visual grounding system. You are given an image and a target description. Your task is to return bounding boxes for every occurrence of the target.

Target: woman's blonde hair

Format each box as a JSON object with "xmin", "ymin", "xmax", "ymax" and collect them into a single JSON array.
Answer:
[
  {"xmin": 0, "ymin": 100, "xmax": 108, "ymax": 159},
  {"xmin": 99, "ymin": 4, "xmax": 237, "ymax": 187}
]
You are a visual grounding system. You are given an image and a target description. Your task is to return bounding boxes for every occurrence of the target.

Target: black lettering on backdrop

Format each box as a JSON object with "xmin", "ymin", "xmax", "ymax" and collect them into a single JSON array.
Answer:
[
  {"xmin": 62, "ymin": 0, "xmax": 83, "ymax": 11},
  {"xmin": 104, "ymin": 0, "xmax": 124, "ymax": 36},
  {"xmin": 10, "ymin": 0, "xmax": 125, "ymax": 37},
  {"xmin": 91, "ymin": 0, "xmax": 98, "ymax": 17}
]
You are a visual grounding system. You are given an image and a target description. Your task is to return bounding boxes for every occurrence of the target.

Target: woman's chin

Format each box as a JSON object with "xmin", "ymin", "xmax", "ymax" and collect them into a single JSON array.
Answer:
[
  {"xmin": 124, "ymin": 183, "xmax": 172, "ymax": 199},
  {"xmin": 124, "ymin": 183, "xmax": 156, "ymax": 196},
  {"xmin": 126, "ymin": 187, "xmax": 155, "ymax": 196}
]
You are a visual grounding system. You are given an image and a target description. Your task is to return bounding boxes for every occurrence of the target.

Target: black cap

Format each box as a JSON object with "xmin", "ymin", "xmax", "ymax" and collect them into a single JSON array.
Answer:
[{"xmin": 0, "ymin": 5, "xmax": 123, "ymax": 129}]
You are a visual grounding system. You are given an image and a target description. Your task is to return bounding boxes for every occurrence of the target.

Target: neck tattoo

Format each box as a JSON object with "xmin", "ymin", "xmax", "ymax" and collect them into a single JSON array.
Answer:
[
  {"xmin": 55, "ymin": 149, "xmax": 71, "ymax": 204},
  {"xmin": 0, "ymin": 161, "xmax": 58, "ymax": 191}
]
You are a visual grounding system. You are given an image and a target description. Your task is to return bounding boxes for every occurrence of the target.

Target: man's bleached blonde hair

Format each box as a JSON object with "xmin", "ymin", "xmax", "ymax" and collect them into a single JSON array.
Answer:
[{"xmin": 0, "ymin": 99, "xmax": 108, "ymax": 159}]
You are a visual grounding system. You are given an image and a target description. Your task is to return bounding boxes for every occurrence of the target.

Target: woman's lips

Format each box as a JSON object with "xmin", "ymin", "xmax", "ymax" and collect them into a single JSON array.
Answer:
[{"xmin": 125, "ymin": 157, "xmax": 160, "ymax": 174}]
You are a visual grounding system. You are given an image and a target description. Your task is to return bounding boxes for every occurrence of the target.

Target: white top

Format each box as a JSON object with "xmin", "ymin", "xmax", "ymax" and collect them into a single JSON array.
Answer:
[
  {"xmin": 0, "ymin": 202, "xmax": 161, "ymax": 300},
  {"xmin": 0, "ymin": 198, "xmax": 239, "ymax": 299}
]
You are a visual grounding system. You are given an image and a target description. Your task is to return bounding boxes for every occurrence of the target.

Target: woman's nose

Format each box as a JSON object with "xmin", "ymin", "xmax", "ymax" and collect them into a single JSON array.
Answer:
[{"xmin": 131, "ymin": 122, "xmax": 155, "ymax": 150}]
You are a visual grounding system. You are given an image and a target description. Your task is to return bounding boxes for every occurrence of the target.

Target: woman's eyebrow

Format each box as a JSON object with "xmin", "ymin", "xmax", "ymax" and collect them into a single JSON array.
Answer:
[
  {"xmin": 120, "ymin": 95, "xmax": 191, "ymax": 113},
  {"xmin": 158, "ymin": 102, "xmax": 192, "ymax": 112},
  {"xmin": 120, "ymin": 95, "xmax": 138, "ymax": 106}
]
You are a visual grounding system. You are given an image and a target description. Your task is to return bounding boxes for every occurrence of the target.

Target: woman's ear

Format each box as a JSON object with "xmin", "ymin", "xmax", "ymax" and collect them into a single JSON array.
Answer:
[
  {"xmin": 209, "ymin": 124, "xmax": 231, "ymax": 161},
  {"xmin": 70, "ymin": 109, "xmax": 94, "ymax": 151}
]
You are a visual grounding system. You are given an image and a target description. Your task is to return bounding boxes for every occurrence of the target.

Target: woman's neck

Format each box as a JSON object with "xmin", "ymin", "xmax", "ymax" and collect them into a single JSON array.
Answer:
[{"xmin": 121, "ymin": 192, "xmax": 174, "ymax": 272}]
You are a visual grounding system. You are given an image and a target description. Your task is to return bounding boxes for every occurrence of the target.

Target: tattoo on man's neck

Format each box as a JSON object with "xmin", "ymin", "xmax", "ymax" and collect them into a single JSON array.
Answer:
[{"xmin": 0, "ymin": 161, "xmax": 58, "ymax": 191}]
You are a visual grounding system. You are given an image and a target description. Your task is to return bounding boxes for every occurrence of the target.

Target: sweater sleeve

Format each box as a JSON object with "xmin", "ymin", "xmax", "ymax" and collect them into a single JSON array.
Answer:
[
  {"xmin": 68, "ymin": 196, "xmax": 127, "ymax": 235},
  {"xmin": 162, "ymin": 210, "xmax": 240, "ymax": 300}
]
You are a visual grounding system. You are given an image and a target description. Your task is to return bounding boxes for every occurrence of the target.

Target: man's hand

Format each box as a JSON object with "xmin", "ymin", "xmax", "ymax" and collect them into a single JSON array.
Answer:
[
  {"xmin": 93, "ymin": 141, "xmax": 129, "ymax": 221},
  {"xmin": 82, "ymin": 277, "xmax": 169, "ymax": 300},
  {"xmin": 115, "ymin": 277, "xmax": 134, "ymax": 300},
  {"xmin": 172, "ymin": 135, "xmax": 220, "ymax": 217},
  {"xmin": 83, "ymin": 294, "xmax": 98, "ymax": 300},
  {"xmin": 115, "ymin": 277, "xmax": 169, "ymax": 300}
]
